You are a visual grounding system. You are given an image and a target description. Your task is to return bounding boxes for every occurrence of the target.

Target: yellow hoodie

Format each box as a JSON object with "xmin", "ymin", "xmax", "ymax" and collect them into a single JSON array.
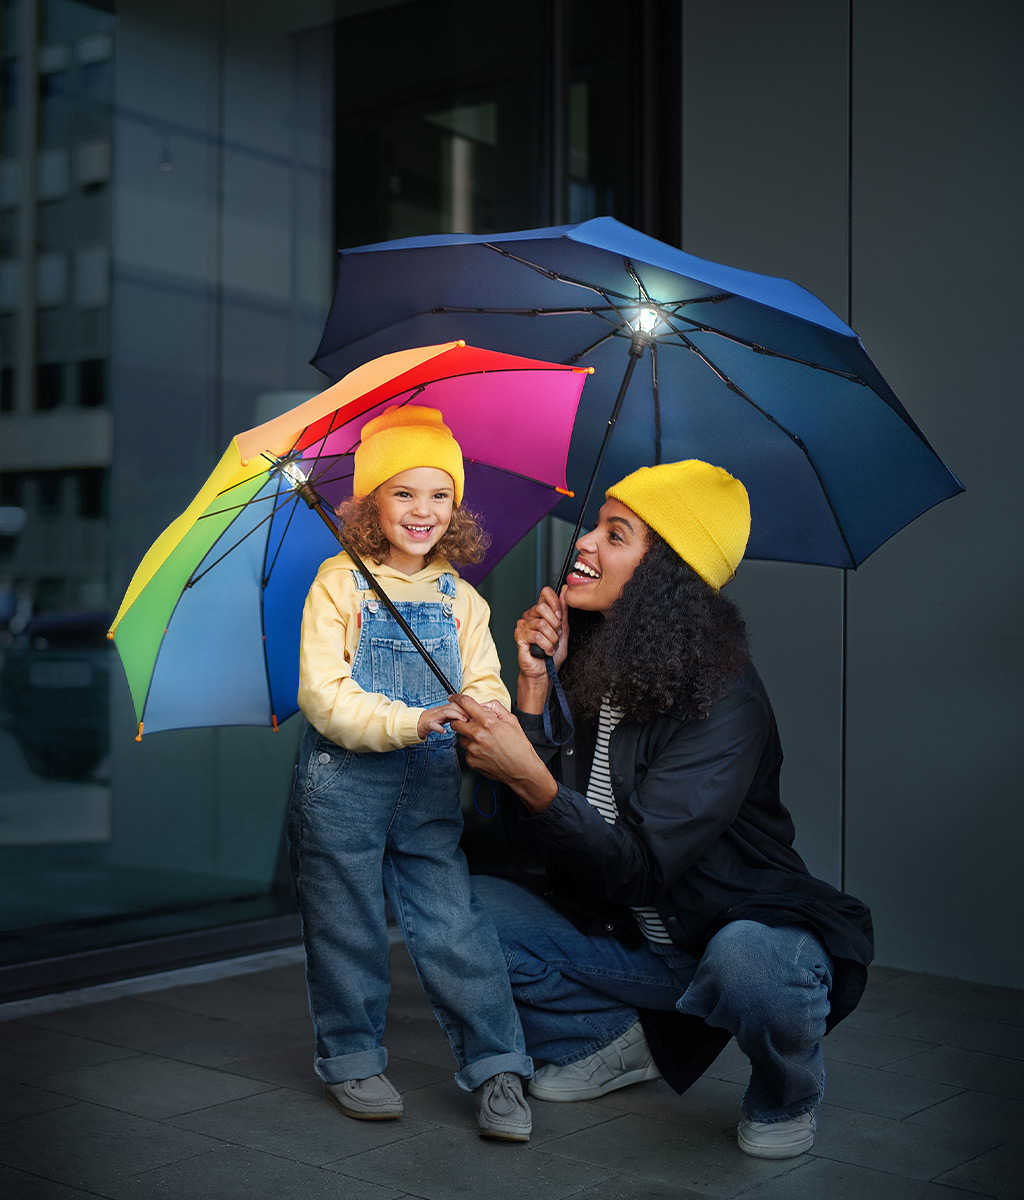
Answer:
[{"xmin": 297, "ymin": 551, "xmax": 510, "ymax": 753}]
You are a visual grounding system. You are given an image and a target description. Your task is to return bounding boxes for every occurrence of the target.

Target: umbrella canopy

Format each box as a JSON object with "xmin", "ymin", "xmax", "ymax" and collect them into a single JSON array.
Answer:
[
  {"xmin": 108, "ymin": 341, "xmax": 589, "ymax": 736},
  {"xmin": 313, "ymin": 217, "xmax": 963, "ymax": 570}
]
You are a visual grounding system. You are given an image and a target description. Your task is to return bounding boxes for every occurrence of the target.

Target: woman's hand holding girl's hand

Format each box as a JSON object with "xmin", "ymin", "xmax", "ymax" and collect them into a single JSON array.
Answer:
[
  {"xmin": 451, "ymin": 695, "xmax": 558, "ymax": 813},
  {"xmin": 417, "ymin": 700, "xmax": 468, "ymax": 740}
]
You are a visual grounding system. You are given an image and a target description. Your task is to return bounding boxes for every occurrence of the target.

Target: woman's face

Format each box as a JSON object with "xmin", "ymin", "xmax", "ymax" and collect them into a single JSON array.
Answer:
[{"xmin": 564, "ymin": 497, "xmax": 649, "ymax": 614}]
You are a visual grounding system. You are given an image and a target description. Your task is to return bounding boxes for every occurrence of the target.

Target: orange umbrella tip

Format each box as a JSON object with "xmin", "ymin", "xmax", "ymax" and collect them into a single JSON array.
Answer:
[
  {"xmin": 456, "ymin": 339, "xmax": 466, "ymax": 348},
  {"xmin": 556, "ymin": 486, "xmax": 575, "ymax": 497},
  {"xmin": 272, "ymin": 714, "xmax": 279, "ymax": 732},
  {"xmin": 136, "ymin": 723, "xmax": 144, "ymax": 742},
  {"xmin": 106, "ymin": 630, "xmax": 114, "ymax": 640}
]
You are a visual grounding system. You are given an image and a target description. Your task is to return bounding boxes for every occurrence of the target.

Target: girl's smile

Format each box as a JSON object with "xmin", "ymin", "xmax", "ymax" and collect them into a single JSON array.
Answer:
[{"xmin": 376, "ymin": 467, "xmax": 455, "ymax": 574}]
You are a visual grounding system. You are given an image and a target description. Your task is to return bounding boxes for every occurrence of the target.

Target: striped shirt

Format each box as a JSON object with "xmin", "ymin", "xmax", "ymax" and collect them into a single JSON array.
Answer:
[{"xmin": 586, "ymin": 700, "xmax": 673, "ymax": 945}]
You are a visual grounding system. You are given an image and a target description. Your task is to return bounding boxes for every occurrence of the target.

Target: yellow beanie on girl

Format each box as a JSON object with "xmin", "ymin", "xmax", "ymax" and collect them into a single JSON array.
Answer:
[
  {"xmin": 353, "ymin": 405, "xmax": 465, "ymax": 504},
  {"xmin": 606, "ymin": 460, "xmax": 751, "ymax": 589}
]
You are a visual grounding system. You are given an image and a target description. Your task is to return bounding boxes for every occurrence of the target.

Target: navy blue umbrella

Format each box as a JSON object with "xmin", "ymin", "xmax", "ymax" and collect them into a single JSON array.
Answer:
[{"xmin": 313, "ymin": 217, "xmax": 963, "ymax": 573}]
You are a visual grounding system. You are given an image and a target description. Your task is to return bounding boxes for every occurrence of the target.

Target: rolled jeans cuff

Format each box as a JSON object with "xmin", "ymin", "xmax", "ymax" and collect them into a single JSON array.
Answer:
[
  {"xmin": 315, "ymin": 1047, "xmax": 387, "ymax": 1085},
  {"xmin": 455, "ymin": 1051, "xmax": 534, "ymax": 1092}
]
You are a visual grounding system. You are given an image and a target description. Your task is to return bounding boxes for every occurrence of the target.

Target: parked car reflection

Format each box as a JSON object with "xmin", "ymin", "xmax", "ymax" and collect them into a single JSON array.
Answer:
[{"xmin": 0, "ymin": 612, "xmax": 112, "ymax": 780}]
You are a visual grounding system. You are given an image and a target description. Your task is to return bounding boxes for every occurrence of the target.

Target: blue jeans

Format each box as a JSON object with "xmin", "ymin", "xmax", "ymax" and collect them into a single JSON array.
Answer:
[
  {"xmin": 288, "ymin": 576, "xmax": 530, "ymax": 1092},
  {"xmin": 472, "ymin": 875, "xmax": 832, "ymax": 1121}
]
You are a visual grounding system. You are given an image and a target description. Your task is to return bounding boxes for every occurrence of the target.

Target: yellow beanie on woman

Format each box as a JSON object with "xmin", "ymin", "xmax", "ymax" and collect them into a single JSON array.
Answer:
[
  {"xmin": 606, "ymin": 460, "xmax": 750, "ymax": 590},
  {"xmin": 353, "ymin": 405, "xmax": 465, "ymax": 504}
]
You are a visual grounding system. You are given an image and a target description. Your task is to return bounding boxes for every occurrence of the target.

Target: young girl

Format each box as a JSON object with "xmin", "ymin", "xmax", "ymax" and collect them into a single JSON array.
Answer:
[{"xmin": 288, "ymin": 404, "xmax": 533, "ymax": 1141}]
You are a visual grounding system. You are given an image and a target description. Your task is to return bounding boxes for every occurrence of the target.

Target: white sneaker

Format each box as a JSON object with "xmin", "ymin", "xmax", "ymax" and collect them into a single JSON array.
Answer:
[
  {"xmin": 737, "ymin": 1110, "xmax": 816, "ymax": 1158},
  {"xmin": 528, "ymin": 1021, "xmax": 661, "ymax": 1102}
]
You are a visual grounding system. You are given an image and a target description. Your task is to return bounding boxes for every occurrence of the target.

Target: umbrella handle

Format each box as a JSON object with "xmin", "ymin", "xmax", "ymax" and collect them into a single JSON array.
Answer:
[{"xmin": 295, "ymin": 480, "xmax": 459, "ymax": 697}]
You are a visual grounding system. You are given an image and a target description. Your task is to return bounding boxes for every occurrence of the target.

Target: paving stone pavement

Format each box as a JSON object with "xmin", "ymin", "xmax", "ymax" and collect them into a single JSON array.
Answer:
[{"xmin": 1, "ymin": 944, "xmax": 1022, "ymax": 1199}]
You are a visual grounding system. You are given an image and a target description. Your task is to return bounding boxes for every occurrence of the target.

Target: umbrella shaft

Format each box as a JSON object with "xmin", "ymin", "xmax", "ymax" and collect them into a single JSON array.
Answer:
[
  {"xmin": 306, "ymin": 492, "xmax": 459, "ymax": 697},
  {"xmin": 529, "ymin": 337, "xmax": 645, "ymax": 663},
  {"xmin": 555, "ymin": 336, "xmax": 645, "ymax": 590}
]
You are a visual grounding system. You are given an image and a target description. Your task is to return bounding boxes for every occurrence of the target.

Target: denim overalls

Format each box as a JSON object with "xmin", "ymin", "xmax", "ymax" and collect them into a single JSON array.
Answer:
[{"xmin": 288, "ymin": 570, "xmax": 531, "ymax": 1091}]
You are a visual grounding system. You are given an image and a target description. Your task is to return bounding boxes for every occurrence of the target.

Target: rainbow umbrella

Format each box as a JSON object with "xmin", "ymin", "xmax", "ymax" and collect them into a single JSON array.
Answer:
[{"xmin": 108, "ymin": 342, "xmax": 589, "ymax": 738}]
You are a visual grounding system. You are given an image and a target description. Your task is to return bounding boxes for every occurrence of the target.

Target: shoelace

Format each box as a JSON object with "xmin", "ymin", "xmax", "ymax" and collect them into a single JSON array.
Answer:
[{"xmin": 483, "ymin": 1073, "xmax": 523, "ymax": 1116}]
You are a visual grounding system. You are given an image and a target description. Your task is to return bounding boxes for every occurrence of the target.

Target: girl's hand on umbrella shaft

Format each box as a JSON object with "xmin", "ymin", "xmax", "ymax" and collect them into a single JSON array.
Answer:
[
  {"xmin": 417, "ymin": 701, "xmax": 468, "ymax": 740},
  {"xmin": 515, "ymin": 587, "xmax": 568, "ymax": 712}
]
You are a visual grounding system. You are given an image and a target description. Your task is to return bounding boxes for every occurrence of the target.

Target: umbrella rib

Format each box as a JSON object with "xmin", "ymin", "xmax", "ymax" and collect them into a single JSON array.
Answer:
[
  {"xmin": 624, "ymin": 258, "xmax": 652, "ymax": 304},
  {"xmin": 261, "ymin": 481, "xmax": 309, "ymax": 587},
  {"xmin": 481, "ymin": 244, "xmax": 743, "ymax": 314},
  {"xmin": 188, "ymin": 491, "xmax": 301, "ymax": 588},
  {"xmin": 659, "ymin": 314, "xmax": 865, "ymax": 382},
  {"xmin": 564, "ymin": 328, "xmax": 623, "ymax": 364},
  {"xmin": 674, "ymin": 331, "xmax": 857, "ymax": 564},
  {"xmin": 483, "ymin": 243, "xmax": 631, "ymax": 305},
  {"xmin": 432, "ymin": 303, "xmax": 625, "ymax": 320},
  {"xmin": 187, "ymin": 513, "xmax": 274, "ymax": 587},
  {"xmin": 651, "ymin": 340, "xmax": 662, "ymax": 465}
]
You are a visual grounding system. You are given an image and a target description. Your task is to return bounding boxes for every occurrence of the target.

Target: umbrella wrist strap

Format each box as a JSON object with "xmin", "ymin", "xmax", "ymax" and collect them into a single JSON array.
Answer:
[{"xmin": 541, "ymin": 656, "xmax": 574, "ymax": 747}]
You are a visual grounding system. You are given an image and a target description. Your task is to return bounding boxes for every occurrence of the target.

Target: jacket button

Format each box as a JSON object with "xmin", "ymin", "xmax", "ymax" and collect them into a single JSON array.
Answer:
[
  {"xmin": 611, "ymin": 774, "xmax": 623, "ymax": 786},
  {"xmin": 318, "ymin": 752, "xmax": 331, "ymax": 765},
  {"xmin": 666, "ymin": 916, "xmax": 677, "ymax": 926},
  {"xmin": 565, "ymin": 748, "xmax": 574, "ymax": 757},
  {"xmin": 604, "ymin": 923, "xmax": 615, "ymax": 933}
]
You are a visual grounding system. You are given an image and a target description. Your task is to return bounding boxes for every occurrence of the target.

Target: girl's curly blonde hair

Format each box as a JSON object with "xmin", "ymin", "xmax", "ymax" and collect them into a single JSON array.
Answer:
[{"xmin": 335, "ymin": 491, "xmax": 489, "ymax": 568}]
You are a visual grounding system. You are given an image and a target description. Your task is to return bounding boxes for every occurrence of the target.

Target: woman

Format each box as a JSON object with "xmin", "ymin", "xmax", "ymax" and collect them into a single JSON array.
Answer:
[{"xmin": 452, "ymin": 459, "xmax": 874, "ymax": 1160}]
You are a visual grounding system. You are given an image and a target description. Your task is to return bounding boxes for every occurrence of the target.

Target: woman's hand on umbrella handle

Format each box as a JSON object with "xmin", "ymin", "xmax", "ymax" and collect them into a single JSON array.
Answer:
[
  {"xmin": 515, "ymin": 587, "xmax": 568, "ymax": 713},
  {"xmin": 417, "ymin": 700, "xmax": 467, "ymax": 740},
  {"xmin": 515, "ymin": 587, "xmax": 568, "ymax": 674}
]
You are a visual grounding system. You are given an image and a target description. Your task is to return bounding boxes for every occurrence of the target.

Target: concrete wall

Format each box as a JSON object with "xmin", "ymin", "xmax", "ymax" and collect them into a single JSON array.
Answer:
[{"xmin": 681, "ymin": 0, "xmax": 1023, "ymax": 986}]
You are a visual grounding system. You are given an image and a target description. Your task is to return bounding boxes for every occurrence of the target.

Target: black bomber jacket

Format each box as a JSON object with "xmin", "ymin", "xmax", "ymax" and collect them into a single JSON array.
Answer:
[{"xmin": 503, "ymin": 662, "xmax": 874, "ymax": 1092}]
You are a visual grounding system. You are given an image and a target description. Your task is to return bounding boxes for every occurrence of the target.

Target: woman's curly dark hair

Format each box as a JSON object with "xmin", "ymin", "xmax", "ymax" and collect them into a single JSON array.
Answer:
[
  {"xmin": 565, "ymin": 530, "xmax": 750, "ymax": 723},
  {"xmin": 334, "ymin": 492, "xmax": 489, "ymax": 568}
]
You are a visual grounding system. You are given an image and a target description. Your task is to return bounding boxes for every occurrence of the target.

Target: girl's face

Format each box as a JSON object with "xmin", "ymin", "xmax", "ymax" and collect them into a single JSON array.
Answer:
[
  {"xmin": 375, "ymin": 467, "xmax": 455, "ymax": 574},
  {"xmin": 565, "ymin": 497, "xmax": 649, "ymax": 614}
]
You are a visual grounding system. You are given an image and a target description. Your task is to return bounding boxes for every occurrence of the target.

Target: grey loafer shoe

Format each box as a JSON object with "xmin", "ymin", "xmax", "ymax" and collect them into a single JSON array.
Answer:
[
  {"xmin": 324, "ymin": 1073, "xmax": 404, "ymax": 1120},
  {"xmin": 475, "ymin": 1071, "xmax": 532, "ymax": 1141}
]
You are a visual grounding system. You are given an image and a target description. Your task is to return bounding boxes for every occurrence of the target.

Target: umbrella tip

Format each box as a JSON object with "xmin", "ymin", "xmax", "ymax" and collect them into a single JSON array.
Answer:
[
  {"xmin": 136, "ymin": 723, "xmax": 144, "ymax": 742},
  {"xmin": 556, "ymin": 487, "xmax": 575, "ymax": 497},
  {"xmin": 456, "ymin": 339, "xmax": 466, "ymax": 348},
  {"xmin": 106, "ymin": 630, "xmax": 114, "ymax": 640}
]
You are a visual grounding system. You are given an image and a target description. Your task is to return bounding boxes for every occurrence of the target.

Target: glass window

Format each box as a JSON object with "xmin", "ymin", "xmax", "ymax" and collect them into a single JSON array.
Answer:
[
  {"xmin": 77, "ymin": 355, "xmax": 104, "ymax": 406},
  {"xmin": 75, "ymin": 466, "xmax": 105, "ymax": 517},
  {"xmin": 37, "ymin": 198, "xmax": 69, "ymax": 251},
  {"xmin": 333, "ymin": 0, "xmax": 548, "ymax": 245},
  {"xmin": 0, "ymin": 208, "xmax": 16, "ymax": 255},
  {"xmin": 36, "ymin": 469, "xmax": 65, "ymax": 516},
  {"xmin": 1, "ymin": 57, "xmax": 18, "ymax": 155},
  {"xmin": 0, "ymin": 364, "xmax": 13, "ymax": 411},
  {"xmin": 35, "ymin": 359, "xmax": 64, "ymax": 408}
]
